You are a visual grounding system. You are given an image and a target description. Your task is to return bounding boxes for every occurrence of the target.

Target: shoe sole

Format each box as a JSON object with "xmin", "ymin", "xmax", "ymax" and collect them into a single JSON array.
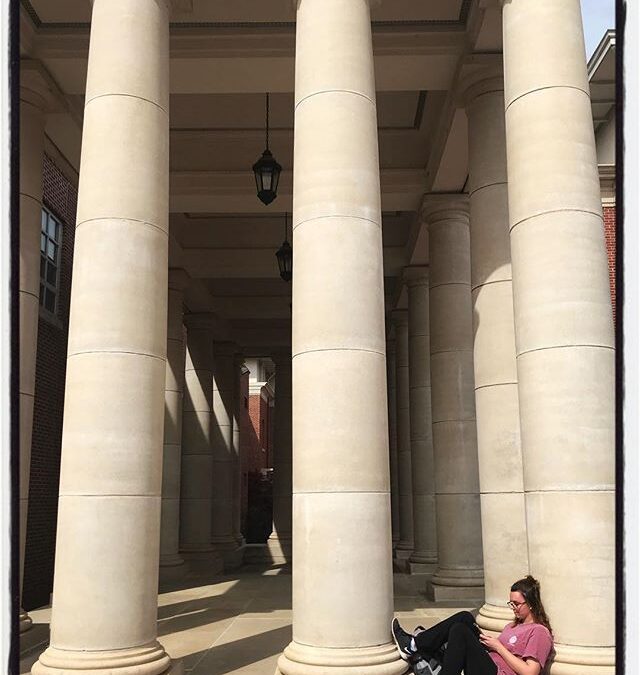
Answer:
[{"xmin": 391, "ymin": 618, "xmax": 411, "ymax": 662}]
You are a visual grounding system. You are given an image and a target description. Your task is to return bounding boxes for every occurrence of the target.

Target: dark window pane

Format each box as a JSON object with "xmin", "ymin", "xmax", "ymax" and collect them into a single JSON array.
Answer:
[
  {"xmin": 39, "ymin": 284, "xmax": 44, "ymax": 306},
  {"xmin": 47, "ymin": 216, "xmax": 57, "ymax": 239},
  {"xmin": 40, "ymin": 234, "xmax": 46, "ymax": 253},
  {"xmin": 46, "ymin": 263, "xmax": 57, "ymax": 285},
  {"xmin": 40, "ymin": 257, "xmax": 45, "ymax": 280},
  {"xmin": 47, "ymin": 240, "xmax": 56, "ymax": 261},
  {"xmin": 44, "ymin": 288, "xmax": 55, "ymax": 313}
]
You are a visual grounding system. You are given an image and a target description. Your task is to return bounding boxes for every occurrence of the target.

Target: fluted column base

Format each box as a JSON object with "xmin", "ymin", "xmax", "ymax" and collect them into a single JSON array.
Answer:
[
  {"xmin": 267, "ymin": 533, "xmax": 292, "ymax": 565},
  {"xmin": 427, "ymin": 567, "xmax": 484, "ymax": 601},
  {"xmin": 275, "ymin": 642, "xmax": 407, "ymax": 675},
  {"xmin": 32, "ymin": 642, "xmax": 182, "ymax": 675},
  {"xmin": 393, "ymin": 542, "xmax": 413, "ymax": 573},
  {"xmin": 159, "ymin": 554, "xmax": 186, "ymax": 584},
  {"xmin": 476, "ymin": 603, "xmax": 513, "ymax": 633},
  {"xmin": 211, "ymin": 537, "xmax": 245, "ymax": 570},
  {"xmin": 408, "ymin": 550, "xmax": 436, "ymax": 575},
  {"xmin": 180, "ymin": 547, "xmax": 224, "ymax": 575},
  {"xmin": 550, "ymin": 644, "xmax": 615, "ymax": 675},
  {"xmin": 19, "ymin": 608, "xmax": 33, "ymax": 633}
]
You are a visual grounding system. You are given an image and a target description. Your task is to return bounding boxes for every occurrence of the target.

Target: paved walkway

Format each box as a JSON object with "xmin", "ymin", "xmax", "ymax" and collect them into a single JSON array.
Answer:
[{"xmin": 19, "ymin": 564, "xmax": 478, "ymax": 675}]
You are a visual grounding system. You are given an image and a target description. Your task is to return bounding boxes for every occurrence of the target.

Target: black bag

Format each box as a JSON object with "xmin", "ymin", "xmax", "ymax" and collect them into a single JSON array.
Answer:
[{"xmin": 408, "ymin": 625, "xmax": 445, "ymax": 675}]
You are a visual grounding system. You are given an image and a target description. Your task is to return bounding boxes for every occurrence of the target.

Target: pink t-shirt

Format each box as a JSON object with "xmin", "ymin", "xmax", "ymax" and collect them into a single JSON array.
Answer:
[{"xmin": 489, "ymin": 622, "xmax": 553, "ymax": 675}]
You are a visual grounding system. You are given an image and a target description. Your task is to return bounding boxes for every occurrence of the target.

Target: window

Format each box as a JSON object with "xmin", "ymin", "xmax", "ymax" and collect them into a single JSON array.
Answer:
[{"xmin": 39, "ymin": 208, "xmax": 62, "ymax": 315}]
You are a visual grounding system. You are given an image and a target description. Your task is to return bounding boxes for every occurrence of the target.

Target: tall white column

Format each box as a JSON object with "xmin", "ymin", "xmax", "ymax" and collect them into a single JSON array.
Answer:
[
  {"xmin": 18, "ymin": 76, "xmax": 46, "ymax": 634},
  {"xmin": 211, "ymin": 341, "xmax": 241, "ymax": 567},
  {"xmin": 404, "ymin": 266, "xmax": 437, "ymax": 574},
  {"xmin": 463, "ymin": 73, "xmax": 529, "ymax": 631},
  {"xmin": 502, "ymin": 1, "xmax": 615, "ymax": 671},
  {"xmin": 159, "ymin": 269, "xmax": 190, "ymax": 580},
  {"xmin": 386, "ymin": 336, "xmax": 400, "ymax": 548},
  {"xmin": 268, "ymin": 350, "xmax": 292, "ymax": 564},
  {"xmin": 392, "ymin": 309, "xmax": 414, "ymax": 567},
  {"xmin": 180, "ymin": 314, "xmax": 223, "ymax": 574},
  {"xmin": 425, "ymin": 197, "xmax": 484, "ymax": 601},
  {"xmin": 276, "ymin": 1, "xmax": 404, "ymax": 673},
  {"xmin": 33, "ymin": 1, "xmax": 177, "ymax": 673}
]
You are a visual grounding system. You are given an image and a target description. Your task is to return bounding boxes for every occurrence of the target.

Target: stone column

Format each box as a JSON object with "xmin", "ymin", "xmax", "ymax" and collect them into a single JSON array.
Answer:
[
  {"xmin": 268, "ymin": 350, "xmax": 293, "ymax": 564},
  {"xmin": 159, "ymin": 269, "xmax": 190, "ymax": 581},
  {"xmin": 404, "ymin": 266, "xmax": 437, "ymax": 574},
  {"xmin": 386, "ymin": 336, "xmax": 400, "ymax": 548},
  {"xmin": 211, "ymin": 341, "xmax": 241, "ymax": 567},
  {"xmin": 232, "ymin": 353, "xmax": 246, "ymax": 547},
  {"xmin": 18, "ymin": 78, "xmax": 45, "ymax": 634},
  {"xmin": 276, "ymin": 0, "xmax": 404, "ymax": 673},
  {"xmin": 464, "ymin": 74, "xmax": 529, "ymax": 631},
  {"xmin": 392, "ymin": 309, "xmax": 414, "ymax": 568},
  {"xmin": 425, "ymin": 197, "xmax": 484, "ymax": 601},
  {"xmin": 502, "ymin": 1, "xmax": 615, "ymax": 671},
  {"xmin": 32, "ymin": 1, "xmax": 177, "ymax": 673},
  {"xmin": 180, "ymin": 314, "xmax": 223, "ymax": 574}
]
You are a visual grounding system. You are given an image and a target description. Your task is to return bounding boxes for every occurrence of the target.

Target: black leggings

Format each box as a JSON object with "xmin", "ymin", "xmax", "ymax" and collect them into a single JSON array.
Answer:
[{"xmin": 413, "ymin": 611, "xmax": 498, "ymax": 675}]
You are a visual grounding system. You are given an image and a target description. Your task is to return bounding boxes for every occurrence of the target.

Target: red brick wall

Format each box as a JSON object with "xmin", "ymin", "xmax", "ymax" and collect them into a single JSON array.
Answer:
[
  {"xmin": 23, "ymin": 155, "xmax": 77, "ymax": 610},
  {"xmin": 245, "ymin": 394, "xmax": 267, "ymax": 473},
  {"xmin": 603, "ymin": 205, "xmax": 616, "ymax": 322}
]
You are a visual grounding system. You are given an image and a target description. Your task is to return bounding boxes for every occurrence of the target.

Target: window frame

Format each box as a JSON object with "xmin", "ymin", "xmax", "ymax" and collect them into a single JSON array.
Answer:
[{"xmin": 39, "ymin": 206, "xmax": 63, "ymax": 321}]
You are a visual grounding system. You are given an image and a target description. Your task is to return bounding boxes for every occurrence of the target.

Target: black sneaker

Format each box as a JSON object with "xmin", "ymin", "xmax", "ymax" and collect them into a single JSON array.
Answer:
[{"xmin": 391, "ymin": 618, "xmax": 415, "ymax": 661}]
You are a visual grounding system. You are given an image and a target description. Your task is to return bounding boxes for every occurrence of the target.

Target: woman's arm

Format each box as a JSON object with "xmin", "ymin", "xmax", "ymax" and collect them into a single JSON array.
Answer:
[{"xmin": 478, "ymin": 634, "xmax": 541, "ymax": 675}]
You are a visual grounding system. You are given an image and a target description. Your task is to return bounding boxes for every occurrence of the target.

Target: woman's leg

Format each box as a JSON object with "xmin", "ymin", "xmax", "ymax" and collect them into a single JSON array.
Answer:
[
  {"xmin": 439, "ymin": 623, "xmax": 497, "ymax": 675},
  {"xmin": 413, "ymin": 611, "xmax": 478, "ymax": 657}
]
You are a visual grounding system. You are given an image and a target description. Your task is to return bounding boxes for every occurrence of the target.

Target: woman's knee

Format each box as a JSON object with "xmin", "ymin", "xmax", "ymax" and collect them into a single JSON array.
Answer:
[
  {"xmin": 448, "ymin": 621, "xmax": 476, "ymax": 643},
  {"xmin": 450, "ymin": 611, "xmax": 476, "ymax": 627}
]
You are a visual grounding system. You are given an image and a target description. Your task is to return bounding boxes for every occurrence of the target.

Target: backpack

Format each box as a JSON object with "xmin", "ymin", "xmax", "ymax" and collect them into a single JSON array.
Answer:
[{"xmin": 408, "ymin": 626, "xmax": 446, "ymax": 675}]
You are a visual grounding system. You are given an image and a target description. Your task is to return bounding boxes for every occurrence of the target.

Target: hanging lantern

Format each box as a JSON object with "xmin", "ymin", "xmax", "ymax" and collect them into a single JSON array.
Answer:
[
  {"xmin": 253, "ymin": 93, "xmax": 282, "ymax": 205},
  {"xmin": 276, "ymin": 212, "xmax": 293, "ymax": 282}
]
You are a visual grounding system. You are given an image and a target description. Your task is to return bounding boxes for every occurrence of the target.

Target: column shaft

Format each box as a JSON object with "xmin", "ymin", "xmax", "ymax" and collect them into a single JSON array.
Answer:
[
  {"xmin": 19, "ymin": 84, "xmax": 45, "ymax": 633},
  {"xmin": 465, "ymin": 77, "xmax": 529, "ymax": 631},
  {"xmin": 211, "ymin": 342, "xmax": 240, "ymax": 565},
  {"xmin": 159, "ymin": 270, "xmax": 189, "ymax": 578},
  {"xmin": 33, "ymin": 1, "xmax": 175, "ymax": 673},
  {"xmin": 502, "ymin": 1, "xmax": 615, "ymax": 671},
  {"xmin": 277, "ymin": 0, "xmax": 404, "ymax": 672},
  {"xmin": 269, "ymin": 352, "xmax": 292, "ymax": 564},
  {"xmin": 426, "ymin": 199, "xmax": 484, "ymax": 601},
  {"xmin": 232, "ymin": 354, "xmax": 245, "ymax": 547},
  {"xmin": 386, "ymin": 337, "xmax": 400, "ymax": 547},
  {"xmin": 393, "ymin": 310, "xmax": 414, "ymax": 565},
  {"xmin": 405, "ymin": 267, "xmax": 437, "ymax": 573},
  {"xmin": 180, "ymin": 315, "xmax": 222, "ymax": 574}
]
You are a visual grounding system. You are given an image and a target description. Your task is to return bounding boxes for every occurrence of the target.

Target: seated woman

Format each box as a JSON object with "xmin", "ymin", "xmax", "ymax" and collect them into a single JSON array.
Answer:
[{"xmin": 391, "ymin": 575, "xmax": 554, "ymax": 675}]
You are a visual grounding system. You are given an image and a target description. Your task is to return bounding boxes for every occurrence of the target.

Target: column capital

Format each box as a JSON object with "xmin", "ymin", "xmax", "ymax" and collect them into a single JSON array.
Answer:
[
  {"xmin": 402, "ymin": 265, "xmax": 429, "ymax": 288},
  {"xmin": 421, "ymin": 194, "xmax": 469, "ymax": 227},
  {"xmin": 184, "ymin": 312, "xmax": 218, "ymax": 332},
  {"xmin": 271, "ymin": 349, "xmax": 292, "ymax": 369},
  {"xmin": 20, "ymin": 59, "xmax": 67, "ymax": 113},
  {"xmin": 390, "ymin": 308, "xmax": 408, "ymax": 327},
  {"xmin": 455, "ymin": 54, "xmax": 504, "ymax": 107},
  {"xmin": 168, "ymin": 268, "xmax": 190, "ymax": 292},
  {"xmin": 212, "ymin": 340, "xmax": 238, "ymax": 357}
]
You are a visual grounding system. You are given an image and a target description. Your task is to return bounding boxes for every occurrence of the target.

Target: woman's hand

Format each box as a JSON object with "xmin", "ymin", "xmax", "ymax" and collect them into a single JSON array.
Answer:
[{"xmin": 478, "ymin": 632, "xmax": 503, "ymax": 653}]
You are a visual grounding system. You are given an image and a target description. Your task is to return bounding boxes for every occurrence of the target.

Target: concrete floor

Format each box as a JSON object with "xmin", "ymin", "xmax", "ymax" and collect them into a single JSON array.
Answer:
[{"xmin": 19, "ymin": 564, "xmax": 478, "ymax": 675}]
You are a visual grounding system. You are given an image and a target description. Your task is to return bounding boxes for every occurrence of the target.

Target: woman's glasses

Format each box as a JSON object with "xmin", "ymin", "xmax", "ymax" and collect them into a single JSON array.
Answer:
[{"xmin": 507, "ymin": 600, "xmax": 528, "ymax": 610}]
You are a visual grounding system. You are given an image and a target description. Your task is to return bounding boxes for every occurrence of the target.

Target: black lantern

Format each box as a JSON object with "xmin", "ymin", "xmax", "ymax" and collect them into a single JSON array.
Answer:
[
  {"xmin": 276, "ymin": 212, "xmax": 293, "ymax": 282},
  {"xmin": 253, "ymin": 93, "xmax": 282, "ymax": 205}
]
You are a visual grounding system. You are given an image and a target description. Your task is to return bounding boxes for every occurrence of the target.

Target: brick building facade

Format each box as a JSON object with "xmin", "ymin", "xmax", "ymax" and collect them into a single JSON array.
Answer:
[{"xmin": 23, "ymin": 154, "xmax": 77, "ymax": 610}]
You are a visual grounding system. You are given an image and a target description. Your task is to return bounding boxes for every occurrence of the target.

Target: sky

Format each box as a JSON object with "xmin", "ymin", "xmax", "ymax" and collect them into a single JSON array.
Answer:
[{"xmin": 581, "ymin": 0, "xmax": 615, "ymax": 59}]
